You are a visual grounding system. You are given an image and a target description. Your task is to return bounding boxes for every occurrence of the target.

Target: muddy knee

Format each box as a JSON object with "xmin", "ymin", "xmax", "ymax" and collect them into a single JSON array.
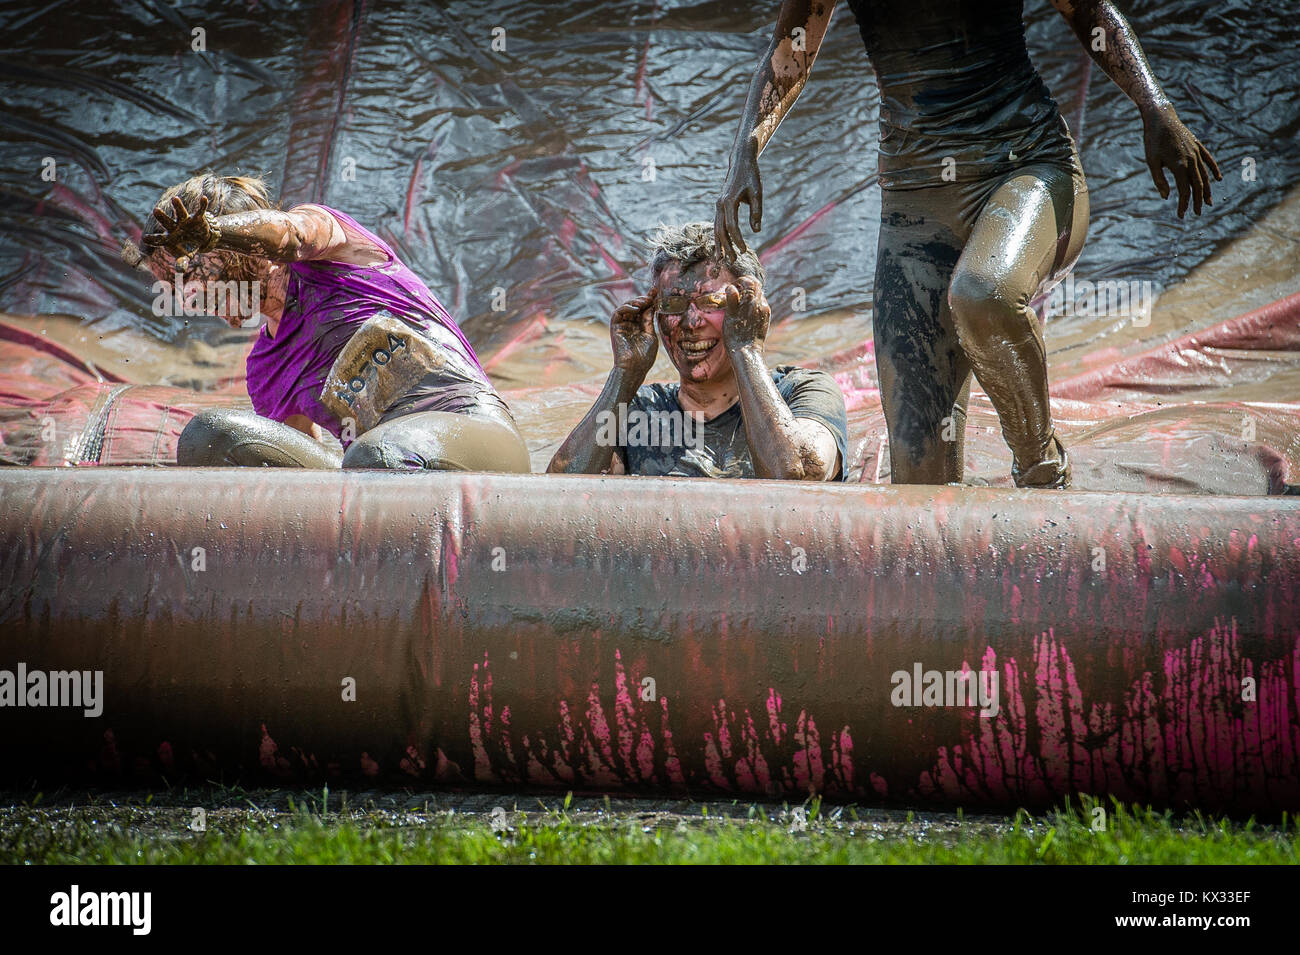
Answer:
[
  {"xmin": 340, "ymin": 431, "xmax": 412, "ymax": 470},
  {"xmin": 177, "ymin": 410, "xmax": 246, "ymax": 466},
  {"xmin": 947, "ymin": 269, "xmax": 1029, "ymax": 354},
  {"xmin": 177, "ymin": 408, "xmax": 341, "ymax": 468}
]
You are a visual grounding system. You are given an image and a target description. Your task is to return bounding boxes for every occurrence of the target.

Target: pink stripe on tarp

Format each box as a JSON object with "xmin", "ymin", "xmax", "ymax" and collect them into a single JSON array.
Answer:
[{"xmin": 1051, "ymin": 290, "xmax": 1300, "ymax": 401}]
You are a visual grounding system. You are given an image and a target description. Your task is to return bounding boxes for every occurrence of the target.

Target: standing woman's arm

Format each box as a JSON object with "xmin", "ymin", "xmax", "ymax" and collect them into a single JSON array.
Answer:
[
  {"xmin": 1050, "ymin": 0, "xmax": 1222, "ymax": 217},
  {"xmin": 715, "ymin": 0, "xmax": 838, "ymax": 259}
]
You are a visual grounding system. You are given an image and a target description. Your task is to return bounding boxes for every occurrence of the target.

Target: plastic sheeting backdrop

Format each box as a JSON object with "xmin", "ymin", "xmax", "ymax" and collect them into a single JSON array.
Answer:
[{"xmin": 0, "ymin": 0, "xmax": 1298, "ymax": 489}]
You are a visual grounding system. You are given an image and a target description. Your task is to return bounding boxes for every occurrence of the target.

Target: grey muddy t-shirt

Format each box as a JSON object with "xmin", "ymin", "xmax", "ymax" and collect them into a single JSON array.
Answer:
[{"xmin": 616, "ymin": 364, "xmax": 848, "ymax": 480}]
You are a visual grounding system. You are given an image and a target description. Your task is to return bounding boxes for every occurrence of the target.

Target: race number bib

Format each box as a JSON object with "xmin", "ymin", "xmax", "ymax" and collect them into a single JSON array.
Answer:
[{"xmin": 318, "ymin": 312, "xmax": 448, "ymax": 434}]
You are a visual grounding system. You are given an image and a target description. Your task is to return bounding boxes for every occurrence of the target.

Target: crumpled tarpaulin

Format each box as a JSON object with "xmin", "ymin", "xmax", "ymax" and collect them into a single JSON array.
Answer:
[
  {"xmin": 0, "ymin": 322, "xmax": 243, "ymax": 467},
  {"xmin": 3, "ymin": 288, "xmax": 1297, "ymax": 492}
]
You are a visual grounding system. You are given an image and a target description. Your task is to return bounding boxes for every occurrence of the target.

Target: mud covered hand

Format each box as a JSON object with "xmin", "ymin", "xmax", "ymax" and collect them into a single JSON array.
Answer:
[
  {"xmin": 1143, "ymin": 105, "xmax": 1222, "ymax": 218},
  {"xmin": 714, "ymin": 138, "xmax": 763, "ymax": 261},
  {"xmin": 610, "ymin": 291, "xmax": 659, "ymax": 374},
  {"xmin": 143, "ymin": 195, "xmax": 221, "ymax": 264},
  {"xmin": 722, "ymin": 277, "xmax": 771, "ymax": 351}
]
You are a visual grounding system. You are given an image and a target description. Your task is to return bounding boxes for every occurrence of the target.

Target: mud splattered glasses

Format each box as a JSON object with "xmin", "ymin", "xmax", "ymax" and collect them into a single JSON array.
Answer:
[{"xmin": 656, "ymin": 290, "xmax": 728, "ymax": 316}]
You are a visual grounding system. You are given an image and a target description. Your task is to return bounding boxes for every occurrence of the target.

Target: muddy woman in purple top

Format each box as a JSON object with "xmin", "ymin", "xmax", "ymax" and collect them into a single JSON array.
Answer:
[{"xmin": 125, "ymin": 173, "xmax": 530, "ymax": 471}]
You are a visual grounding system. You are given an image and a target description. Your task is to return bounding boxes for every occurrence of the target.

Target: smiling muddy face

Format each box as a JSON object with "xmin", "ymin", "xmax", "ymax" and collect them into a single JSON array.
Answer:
[{"xmin": 654, "ymin": 259, "xmax": 738, "ymax": 383}]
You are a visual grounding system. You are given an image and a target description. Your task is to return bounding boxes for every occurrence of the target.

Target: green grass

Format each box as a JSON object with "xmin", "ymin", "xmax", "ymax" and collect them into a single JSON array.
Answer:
[{"xmin": 2, "ymin": 794, "xmax": 1296, "ymax": 864}]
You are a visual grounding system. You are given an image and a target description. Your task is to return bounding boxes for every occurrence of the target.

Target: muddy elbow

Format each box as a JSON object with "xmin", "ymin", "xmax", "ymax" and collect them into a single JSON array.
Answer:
[
  {"xmin": 793, "ymin": 442, "xmax": 828, "ymax": 482},
  {"xmin": 762, "ymin": 452, "xmax": 817, "ymax": 482},
  {"xmin": 283, "ymin": 222, "xmax": 310, "ymax": 261}
]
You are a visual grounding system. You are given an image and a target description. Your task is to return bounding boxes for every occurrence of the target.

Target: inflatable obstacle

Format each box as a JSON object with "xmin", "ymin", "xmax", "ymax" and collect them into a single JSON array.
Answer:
[{"xmin": 1, "ymin": 468, "xmax": 1297, "ymax": 812}]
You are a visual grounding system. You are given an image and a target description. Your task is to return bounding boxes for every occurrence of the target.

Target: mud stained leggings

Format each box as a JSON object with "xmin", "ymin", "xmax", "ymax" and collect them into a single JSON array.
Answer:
[
  {"xmin": 177, "ymin": 402, "xmax": 532, "ymax": 473},
  {"xmin": 872, "ymin": 154, "xmax": 1088, "ymax": 486}
]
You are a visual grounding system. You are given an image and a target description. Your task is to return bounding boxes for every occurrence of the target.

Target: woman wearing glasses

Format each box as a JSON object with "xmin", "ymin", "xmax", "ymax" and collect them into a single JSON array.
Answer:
[{"xmin": 548, "ymin": 221, "xmax": 847, "ymax": 481}]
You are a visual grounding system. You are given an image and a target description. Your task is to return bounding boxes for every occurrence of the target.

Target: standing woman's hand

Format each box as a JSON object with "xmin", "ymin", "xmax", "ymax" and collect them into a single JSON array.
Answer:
[
  {"xmin": 713, "ymin": 0, "xmax": 836, "ymax": 260},
  {"xmin": 715, "ymin": 136, "xmax": 764, "ymax": 261},
  {"xmin": 1142, "ymin": 103, "xmax": 1222, "ymax": 217}
]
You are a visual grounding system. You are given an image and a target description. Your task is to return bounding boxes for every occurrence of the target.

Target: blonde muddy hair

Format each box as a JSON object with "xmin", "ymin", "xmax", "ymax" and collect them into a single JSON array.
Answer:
[{"xmin": 122, "ymin": 172, "xmax": 275, "ymax": 284}]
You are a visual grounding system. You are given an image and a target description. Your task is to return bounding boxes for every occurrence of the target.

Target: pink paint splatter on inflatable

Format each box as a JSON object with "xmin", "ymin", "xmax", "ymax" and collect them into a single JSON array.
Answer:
[{"xmin": 462, "ymin": 620, "xmax": 1298, "ymax": 809}]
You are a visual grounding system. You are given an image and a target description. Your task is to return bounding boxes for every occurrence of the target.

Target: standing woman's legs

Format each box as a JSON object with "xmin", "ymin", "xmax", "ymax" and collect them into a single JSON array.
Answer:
[
  {"xmin": 872, "ymin": 202, "xmax": 973, "ymax": 484},
  {"xmin": 947, "ymin": 161, "xmax": 1089, "ymax": 487}
]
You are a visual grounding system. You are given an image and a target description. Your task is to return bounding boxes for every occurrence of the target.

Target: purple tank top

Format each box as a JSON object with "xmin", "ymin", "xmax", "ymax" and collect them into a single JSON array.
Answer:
[{"xmin": 245, "ymin": 206, "xmax": 489, "ymax": 440}]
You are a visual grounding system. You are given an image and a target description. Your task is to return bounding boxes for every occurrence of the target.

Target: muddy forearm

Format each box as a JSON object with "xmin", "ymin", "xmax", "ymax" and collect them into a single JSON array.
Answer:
[
  {"xmin": 728, "ymin": 344, "xmax": 824, "ymax": 481},
  {"xmin": 736, "ymin": 0, "xmax": 834, "ymax": 157},
  {"xmin": 547, "ymin": 367, "xmax": 646, "ymax": 474},
  {"xmin": 1056, "ymin": 0, "xmax": 1172, "ymax": 118},
  {"xmin": 207, "ymin": 210, "xmax": 315, "ymax": 262}
]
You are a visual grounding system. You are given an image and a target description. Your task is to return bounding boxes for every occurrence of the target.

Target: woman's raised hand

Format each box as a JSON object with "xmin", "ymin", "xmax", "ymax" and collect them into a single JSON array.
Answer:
[
  {"xmin": 143, "ymin": 195, "xmax": 221, "ymax": 264},
  {"xmin": 721, "ymin": 277, "xmax": 771, "ymax": 351},
  {"xmin": 611, "ymin": 290, "xmax": 659, "ymax": 375}
]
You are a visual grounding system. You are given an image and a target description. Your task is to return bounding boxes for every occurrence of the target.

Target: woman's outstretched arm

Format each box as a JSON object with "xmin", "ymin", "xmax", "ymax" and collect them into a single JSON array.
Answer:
[
  {"xmin": 144, "ymin": 199, "xmax": 384, "ymax": 267},
  {"xmin": 1051, "ymin": 0, "xmax": 1222, "ymax": 217}
]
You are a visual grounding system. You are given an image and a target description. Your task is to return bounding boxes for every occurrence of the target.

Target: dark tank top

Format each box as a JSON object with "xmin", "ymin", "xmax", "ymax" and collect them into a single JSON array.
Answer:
[{"xmin": 844, "ymin": 0, "xmax": 1077, "ymax": 189}]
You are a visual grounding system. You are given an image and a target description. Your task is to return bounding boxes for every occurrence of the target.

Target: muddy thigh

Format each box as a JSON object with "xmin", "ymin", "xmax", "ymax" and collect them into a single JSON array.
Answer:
[{"xmin": 341, "ymin": 410, "xmax": 532, "ymax": 472}]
